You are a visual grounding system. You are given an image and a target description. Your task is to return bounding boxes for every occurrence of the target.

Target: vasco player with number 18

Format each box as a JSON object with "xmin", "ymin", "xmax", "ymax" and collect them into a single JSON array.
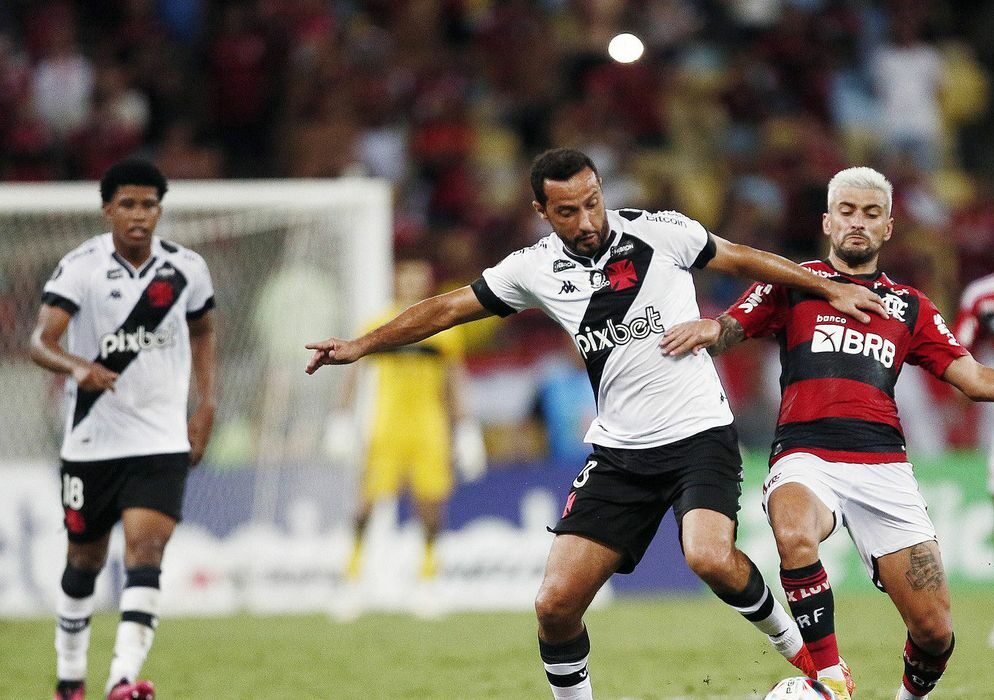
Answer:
[
  {"xmin": 662, "ymin": 166, "xmax": 994, "ymax": 699},
  {"xmin": 305, "ymin": 148, "xmax": 887, "ymax": 699},
  {"xmin": 29, "ymin": 159, "xmax": 217, "ymax": 700}
]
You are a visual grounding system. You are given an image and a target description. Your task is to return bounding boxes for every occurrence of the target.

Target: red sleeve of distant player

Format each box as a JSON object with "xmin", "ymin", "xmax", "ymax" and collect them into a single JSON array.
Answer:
[
  {"xmin": 906, "ymin": 292, "xmax": 970, "ymax": 377},
  {"xmin": 952, "ymin": 298, "xmax": 981, "ymax": 352},
  {"xmin": 725, "ymin": 281, "xmax": 789, "ymax": 338}
]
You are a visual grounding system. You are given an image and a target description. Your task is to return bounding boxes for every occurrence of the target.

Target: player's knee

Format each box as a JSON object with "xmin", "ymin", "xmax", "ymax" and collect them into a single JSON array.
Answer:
[
  {"xmin": 534, "ymin": 581, "xmax": 582, "ymax": 633},
  {"xmin": 67, "ymin": 550, "xmax": 105, "ymax": 572},
  {"xmin": 125, "ymin": 537, "xmax": 169, "ymax": 566},
  {"xmin": 771, "ymin": 523, "xmax": 819, "ymax": 563},
  {"xmin": 683, "ymin": 542, "xmax": 734, "ymax": 586},
  {"xmin": 61, "ymin": 563, "xmax": 99, "ymax": 598},
  {"xmin": 909, "ymin": 615, "xmax": 953, "ymax": 654}
]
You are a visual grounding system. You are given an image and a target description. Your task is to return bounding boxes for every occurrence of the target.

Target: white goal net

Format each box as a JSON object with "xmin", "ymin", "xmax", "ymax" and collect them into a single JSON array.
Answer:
[{"xmin": 0, "ymin": 178, "xmax": 392, "ymax": 615}]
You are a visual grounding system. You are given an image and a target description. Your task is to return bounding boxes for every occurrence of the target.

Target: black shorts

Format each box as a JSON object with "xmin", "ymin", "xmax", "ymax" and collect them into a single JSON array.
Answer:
[
  {"xmin": 59, "ymin": 452, "xmax": 190, "ymax": 543},
  {"xmin": 550, "ymin": 424, "xmax": 743, "ymax": 574}
]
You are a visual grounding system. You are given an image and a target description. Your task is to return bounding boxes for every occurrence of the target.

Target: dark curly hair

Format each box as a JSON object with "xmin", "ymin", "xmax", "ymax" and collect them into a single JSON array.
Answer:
[{"xmin": 100, "ymin": 158, "xmax": 168, "ymax": 203}]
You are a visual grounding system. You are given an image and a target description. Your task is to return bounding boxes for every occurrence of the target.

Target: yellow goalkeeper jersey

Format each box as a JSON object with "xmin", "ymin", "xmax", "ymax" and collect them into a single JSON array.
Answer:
[{"xmin": 360, "ymin": 306, "xmax": 465, "ymax": 500}]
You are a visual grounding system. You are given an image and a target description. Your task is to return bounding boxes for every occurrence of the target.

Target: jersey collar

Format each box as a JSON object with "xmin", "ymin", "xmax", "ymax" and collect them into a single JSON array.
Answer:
[
  {"xmin": 822, "ymin": 259, "xmax": 884, "ymax": 284},
  {"xmin": 108, "ymin": 234, "xmax": 159, "ymax": 278}
]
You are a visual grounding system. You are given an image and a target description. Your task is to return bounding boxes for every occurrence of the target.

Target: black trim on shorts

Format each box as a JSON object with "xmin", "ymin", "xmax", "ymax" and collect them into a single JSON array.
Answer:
[{"xmin": 871, "ymin": 555, "xmax": 885, "ymax": 593}]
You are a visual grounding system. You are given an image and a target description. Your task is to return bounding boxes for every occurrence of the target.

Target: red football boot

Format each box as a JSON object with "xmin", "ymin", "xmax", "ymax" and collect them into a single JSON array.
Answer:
[{"xmin": 106, "ymin": 679, "xmax": 155, "ymax": 700}]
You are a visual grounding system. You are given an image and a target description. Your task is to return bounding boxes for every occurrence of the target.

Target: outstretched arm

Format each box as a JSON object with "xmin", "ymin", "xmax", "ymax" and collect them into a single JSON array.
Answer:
[
  {"xmin": 305, "ymin": 286, "xmax": 494, "ymax": 373},
  {"xmin": 659, "ymin": 314, "xmax": 746, "ymax": 357},
  {"xmin": 942, "ymin": 355, "xmax": 994, "ymax": 401},
  {"xmin": 707, "ymin": 235, "xmax": 887, "ymax": 323}
]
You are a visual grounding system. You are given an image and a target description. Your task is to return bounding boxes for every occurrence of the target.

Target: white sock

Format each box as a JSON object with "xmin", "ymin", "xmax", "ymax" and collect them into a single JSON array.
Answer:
[
  {"xmin": 544, "ymin": 657, "xmax": 593, "ymax": 700},
  {"xmin": 106, "ymin": 585, "xmax": 159, "ymax": 693},
  {"xmin": 56, "ymin": 592, "xmax": 94, "ymax": 681},
  {"xmin": 897, "ymin": 688, "xmax": 927, "ymax": 700},
  {"xmin": 768, "ymin": 622, "xmax": 805, "ymax": 661},
  {"xmin": 732, "ymin": 586, "xmax": 804, "ymax": 660},
  {"xmin": 818, "ymin": 664, "xmax": 845, "ymax": 682}
]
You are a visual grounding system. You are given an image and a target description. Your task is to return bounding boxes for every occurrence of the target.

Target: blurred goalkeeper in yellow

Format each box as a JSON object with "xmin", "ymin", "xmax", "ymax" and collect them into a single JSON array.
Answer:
[{"xmin": 335, "ymin": 258, "xmax": 484, "ymax": 582}]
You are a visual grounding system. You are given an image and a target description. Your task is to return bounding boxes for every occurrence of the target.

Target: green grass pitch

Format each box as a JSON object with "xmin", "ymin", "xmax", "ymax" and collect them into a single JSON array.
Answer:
[{"xmin": 2, "ymin": 592, "xmax": 991, "ymax": 698}]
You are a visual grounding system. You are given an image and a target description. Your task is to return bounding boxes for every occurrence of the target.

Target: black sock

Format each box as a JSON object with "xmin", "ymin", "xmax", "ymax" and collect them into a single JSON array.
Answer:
[{"xmin": 539, "ymin": 628, "xmax": 591, "ymax": 696}]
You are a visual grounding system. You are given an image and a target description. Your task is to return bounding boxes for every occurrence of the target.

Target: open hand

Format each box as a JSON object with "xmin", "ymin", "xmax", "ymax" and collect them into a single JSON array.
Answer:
[
  {"xmin": 828, "ymin": 281, "xmax": 888, "ymax": 324},
  {"xmin": 659, "ymin": 319, "xmax": 721, "ymax": 356}
]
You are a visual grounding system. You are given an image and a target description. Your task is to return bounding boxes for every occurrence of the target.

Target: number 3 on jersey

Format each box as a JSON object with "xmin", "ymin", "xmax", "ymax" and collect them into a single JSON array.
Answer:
[
  {"xmin": 573, "ymin": 460, "xmax": 597, "ymax": 488},
  {"xmin": 62, "ymin": 474, "xmax": 84, "ymax": 509}
]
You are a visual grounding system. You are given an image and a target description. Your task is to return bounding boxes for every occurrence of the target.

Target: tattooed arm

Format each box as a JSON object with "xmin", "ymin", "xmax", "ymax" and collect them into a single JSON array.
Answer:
[
  {"xmin": 658, "ymin": 313, "xmax": 748, "ymax": 357},
  {"xmin": 709, "ymin": 314, "xmax": 747, "ymax": 356}
]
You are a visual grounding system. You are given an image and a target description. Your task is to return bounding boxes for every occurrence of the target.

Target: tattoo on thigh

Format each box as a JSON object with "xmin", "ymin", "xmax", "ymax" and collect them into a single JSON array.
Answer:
[{"xmin": 903, "ymin": 543, "xmax": 944, "ymax": 592}]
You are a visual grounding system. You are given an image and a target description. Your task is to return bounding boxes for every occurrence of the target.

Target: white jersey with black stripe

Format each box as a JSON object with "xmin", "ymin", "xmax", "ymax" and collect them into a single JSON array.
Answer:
[
  {"xmin": 473, "ymin": 208, "xmax": 733, "ymax": 449},
  {"xmin": 42, "ymin": 233, "xmax": 215, "ymax": 461}
]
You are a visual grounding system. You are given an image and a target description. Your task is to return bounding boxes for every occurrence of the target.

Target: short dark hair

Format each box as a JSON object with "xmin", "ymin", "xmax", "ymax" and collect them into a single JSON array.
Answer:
[
  {"xmin": 100, "ymin": 158, "xmax": 168, "ymax": 203},
  {"xmin": 530, "ymin": 148, "xmax": 598, "ymax": 206}
]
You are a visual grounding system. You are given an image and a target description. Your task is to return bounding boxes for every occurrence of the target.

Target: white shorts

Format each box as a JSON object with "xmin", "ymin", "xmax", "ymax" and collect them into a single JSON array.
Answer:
[{"xmin": 762, "ymin": 452, "xmax": 937, "ymax": 589}]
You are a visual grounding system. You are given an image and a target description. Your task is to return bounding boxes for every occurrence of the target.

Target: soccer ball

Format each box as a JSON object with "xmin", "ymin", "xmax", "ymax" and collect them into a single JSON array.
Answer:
[{"xmin": 764, "ymin": 677, "xmax": 836, "ymax": 699}]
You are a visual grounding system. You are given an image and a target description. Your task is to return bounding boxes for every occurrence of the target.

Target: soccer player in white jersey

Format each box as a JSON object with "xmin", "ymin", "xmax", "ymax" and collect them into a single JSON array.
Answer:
[
  {"xmin": 663, "ymin": 166, "xmax": 994, "ymax": 699},
  {"xmin": 29, "ymin": 159, "xmax": 217, "ymax": 700},
  {"xmin": 305, "ymin": 148, "xmax": 886, "ymax": 699}
]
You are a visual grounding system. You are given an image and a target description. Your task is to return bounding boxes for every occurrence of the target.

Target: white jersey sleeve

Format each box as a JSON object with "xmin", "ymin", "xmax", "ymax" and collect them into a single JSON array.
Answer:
[
  {"xmin": 474, "ymin": 238, "xmax": 548, "ymax": 314},
  {"xmin": 635, "ymin": 210, "xmax": 714, "ymax": 270},
  {"xmin": 178, "ymin": 248, "xmax": 216, "ymax": 318},
  {"xmin": 43, "ymin": 242, "xmax": 102, "ymax": 312}
]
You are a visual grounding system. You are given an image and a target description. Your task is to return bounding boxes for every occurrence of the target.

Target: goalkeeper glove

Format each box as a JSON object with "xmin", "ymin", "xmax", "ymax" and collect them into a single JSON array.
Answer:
[
  {"xmin": 323, "ymin": 409, "xmax": 358, "ymax": 467},
  {"xmin": 453, "ymin": 418, "xmax": 486, "ymax": 482}
]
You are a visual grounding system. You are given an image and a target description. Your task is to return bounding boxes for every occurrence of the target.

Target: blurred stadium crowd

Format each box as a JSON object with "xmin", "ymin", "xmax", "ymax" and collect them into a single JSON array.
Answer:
[{"xmin": 3, "ymin": 0, "xmax": 994, "ymax": 457}]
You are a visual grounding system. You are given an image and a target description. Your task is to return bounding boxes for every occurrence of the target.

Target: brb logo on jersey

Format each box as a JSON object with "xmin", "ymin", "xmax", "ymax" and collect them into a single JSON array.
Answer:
[
  {"xmin": 100, "ymin": 323, "xmax": 176, "ymax": 359},
  {"xmin": 811, "ymin": 315, "xmax": 895, "ymax": 367},
  {"xmin": 573, "ymin": 306, "xmax": 665, "ymax": 358}
]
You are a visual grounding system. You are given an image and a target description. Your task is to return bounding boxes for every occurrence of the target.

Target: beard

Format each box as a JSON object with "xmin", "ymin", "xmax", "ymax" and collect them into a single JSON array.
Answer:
[{"xmin": 834, "ymin": 238, "xmax": 880, "ymax": 268}]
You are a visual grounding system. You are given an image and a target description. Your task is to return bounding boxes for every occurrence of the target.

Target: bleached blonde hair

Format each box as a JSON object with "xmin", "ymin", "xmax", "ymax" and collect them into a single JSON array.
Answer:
[{"xmin": 827, "ymin": 166, "xmax": 893, "ymax": 216}]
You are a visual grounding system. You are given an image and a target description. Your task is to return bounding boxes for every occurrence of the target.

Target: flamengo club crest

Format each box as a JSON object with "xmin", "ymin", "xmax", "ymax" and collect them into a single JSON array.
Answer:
[
  {"xmin": 882, "ymin": 293, "xmax": 908, "ymax": 322},
  {"xmin": 606, "ymin": 260, "xmax": 638, "ymax": 291}
]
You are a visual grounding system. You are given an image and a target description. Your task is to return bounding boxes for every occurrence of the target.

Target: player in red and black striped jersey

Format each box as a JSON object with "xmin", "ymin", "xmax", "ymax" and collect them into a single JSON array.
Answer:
[
  {"xmin": 726, "ymin": 259, "xmax": 964, "ymax": 467},
  {"xmin": 661, "ymin": 166, "xmax": 994, "ymax": 700}
]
